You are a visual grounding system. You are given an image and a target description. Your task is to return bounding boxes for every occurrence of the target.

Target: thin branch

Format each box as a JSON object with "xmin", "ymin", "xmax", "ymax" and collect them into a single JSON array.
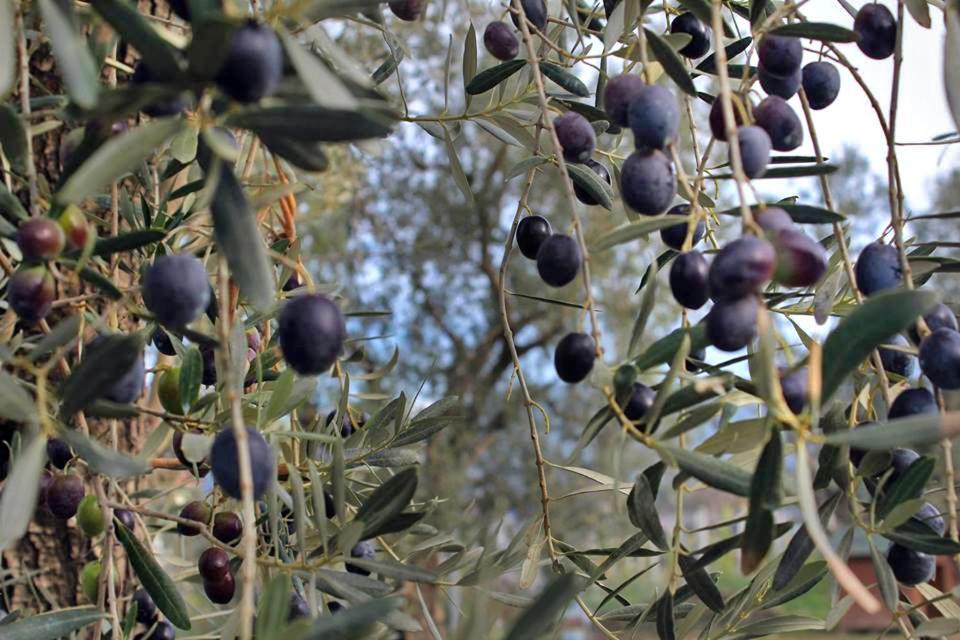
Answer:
[{"xmin": 217, "ymin": 257, "xmax": 256, "ymax": 640}]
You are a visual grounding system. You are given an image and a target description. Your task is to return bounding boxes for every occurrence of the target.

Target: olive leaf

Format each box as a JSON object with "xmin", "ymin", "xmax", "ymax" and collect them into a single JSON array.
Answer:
[
  {"xmin": 208, "ymin": 160, "xmax": 276, "ymax": 312},
  {"xmin": 0, "ymin": 431, "xmax": 47, "ymax": 551},
  {"xmin": 465, "ymin": 59, "xmax": 526, "ymax": 95},
  {"xmin": 115, "ymin": 517, "xmax": 191, "ymax": 629},
  {"xmin": 37, "ymin": 0, "xmax": 100, "ymax": 108},
  {"xmin": 821, "ymin": 289, "xmax": 939, "ymax": 402},
  {"xmin": 627, "ymin": 474, "xmax": 668, "ymax": 550},
  {"xmin": 1, "ymin": 607, "xmax": 105, "ymax": 640},
  {"xmin": 59, "ymin": 333, "xmax": 144, "ymax": 418}
]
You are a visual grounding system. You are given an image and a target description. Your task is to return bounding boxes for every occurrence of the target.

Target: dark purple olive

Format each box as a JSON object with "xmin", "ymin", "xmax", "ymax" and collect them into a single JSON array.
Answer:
[
  {"xmin": 483, "ymin": 22, "xmax": 519, "ymax": 61},
  {"xmin": 669, "ymin": 251, "xmax": 710, "ymax": 310},
  {"xmin": 855, "ymin": 3, "xmax": 897, "ymax": 60},
  {"xmin": 554, "ymin": 332, "xmax": 595, "ymax": 383},
  {"xmin": 705, "ymin": 295, "xmax": 759, "ymax": 352},
  {"xmin": 707, "ymin": 236, "xmax": 776, "ymax": 302},
  {"xmin": 771, "ymin": 229, "xmax": 827, "ymax": 287}
]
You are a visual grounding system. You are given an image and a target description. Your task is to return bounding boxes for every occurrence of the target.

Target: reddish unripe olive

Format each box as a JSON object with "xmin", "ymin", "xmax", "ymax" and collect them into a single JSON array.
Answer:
[
  {"xmin": 17, "ymin": 218, "xmax": 65, "ymax": 262},
  {"xmin": 213, "ymin": 511, "xmax": 243, "ymax": 545},
  {"xmin": 58, "ymin": 206, "xmax": 92, "ymax": 251},
  {"xmin": 198, "ymin": 547, "xmax": 231, "ymax": 582},
  {"xmin": 771, "ymin": 229, "xmax": 827, "ymax": 287},
  {"xmin": 177, "ymin": 500, "xmax": 211, "ymax": 536},
  {"xmin": 203, "ymin": 571, "xmax": 236, "ymax": 604}
]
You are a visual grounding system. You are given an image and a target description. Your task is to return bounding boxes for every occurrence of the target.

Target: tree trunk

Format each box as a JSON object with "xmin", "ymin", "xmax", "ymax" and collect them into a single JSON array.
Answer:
[{"xmin": 1, "ymin": 0, "xmax": 176, "ymax": 617}]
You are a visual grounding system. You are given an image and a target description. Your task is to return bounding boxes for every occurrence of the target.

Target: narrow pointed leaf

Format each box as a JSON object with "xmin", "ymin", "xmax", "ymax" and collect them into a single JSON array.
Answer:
[
  {"xmin": 644, "ymin": 29, "xmax": 696, "ymax": 96},
  {"xmin": 504, "ymin": 574, "xmax": 584, "ymax": 640},
  {"xmin": 465, "ymin": 59, "xmax": 526, "ymax": 95},
  {"xmin": 655, "ymin": 591, "xmax": 676, "ymax": 640},
  {"xmin": 821, "ymin": 289, "xmax": 939, "ymax": 402},
  {"xmin": 58, "ymin": 118, "xmax": 185, "ymax": 204},
  {"xmin": 867, "ymin": 535, "xmax": 898, "ymax": 611},
  {"xmin": 678, "ymin": 555, "xmax": 724, "ymax": 612},
  {"xmin": 0, "ymin": 431, "xmax": 46, "ymax": 550},
  {"xmin": 89, "ymin": 0, "xmax": 182, "ymax": 79},
  {"xmin": 38, "ymin": 0, "xmax": 100, "ymax": 108},
  {"xmin": 1, "ymin": 607, "xmax": 105, "ymax": 640},
  {"xmin": 657, "ymin": 444, "xmax": 752, "ymax": 497},
  {"xmin": 540, "ymin": 62, "xmax": 590, "ymax": 97},
  {"xmin": 773, "ymin": 492, "xmax": 841, "ymax": 590},
  {"xmin": 114, "ymin": 517, "xmax": 191, "ymax": 629},
  {"xmin": 627, "ymin": 474, "xmax": 668, "ymax": 550},
  {"xmin": 769, "ymin": 22, "xmax": 860, "ymax": 42},
  {"xmin": 209, "ymin": 161, "xmax": 276, "ymax": 311},
  {"xmin": 59, "ymin": 333, "xmax": 144, "ymax": 417}
]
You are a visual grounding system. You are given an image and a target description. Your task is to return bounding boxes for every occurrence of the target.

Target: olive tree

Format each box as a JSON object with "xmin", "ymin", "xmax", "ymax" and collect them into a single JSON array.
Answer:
[{"xmin": 1, "ymin": 0, "xmax": 960, "ymax": 639}]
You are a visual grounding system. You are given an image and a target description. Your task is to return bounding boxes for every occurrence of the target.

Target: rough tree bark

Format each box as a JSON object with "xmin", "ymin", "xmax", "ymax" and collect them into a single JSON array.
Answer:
[{"xmin": 1, "ymin": 0, "xmax": 177, "ymax": 616}]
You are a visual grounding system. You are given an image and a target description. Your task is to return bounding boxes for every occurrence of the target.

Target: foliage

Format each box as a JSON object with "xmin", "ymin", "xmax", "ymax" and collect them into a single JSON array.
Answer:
[{"xmin": 0, "ymin": 0, "xmax": 958, "ymax": 639}]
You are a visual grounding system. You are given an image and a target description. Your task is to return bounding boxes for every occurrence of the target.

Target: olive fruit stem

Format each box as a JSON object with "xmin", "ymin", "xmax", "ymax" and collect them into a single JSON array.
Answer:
[
  {"xmin": 796, "ymin": 69, "xmax": 893, "ymax": 408},
  {"xmin": 512, "ymin": 0, "xmax": 602, "ymax": 359},
  {"xmin": 710, "ymin": 0, "xmax": 756, "ymax": 232}
]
